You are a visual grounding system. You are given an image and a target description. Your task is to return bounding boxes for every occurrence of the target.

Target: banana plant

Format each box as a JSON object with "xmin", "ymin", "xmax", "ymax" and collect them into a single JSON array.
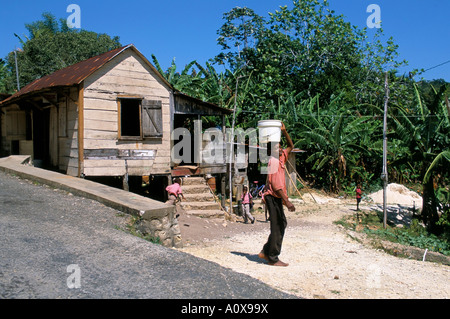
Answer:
[
  {"xmin": 392, "ymin": 82, "xmax": 449, "ymax": 232},
  {"xmin": 296, "ymin": 96, "xmax": 380, "ymax": 192}
]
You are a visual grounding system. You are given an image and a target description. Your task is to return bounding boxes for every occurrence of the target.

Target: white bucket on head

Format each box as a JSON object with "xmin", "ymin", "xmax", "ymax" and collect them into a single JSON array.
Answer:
[{"xmin": 258, "ymin": 120, "xmax": 282, "ymax": 143}]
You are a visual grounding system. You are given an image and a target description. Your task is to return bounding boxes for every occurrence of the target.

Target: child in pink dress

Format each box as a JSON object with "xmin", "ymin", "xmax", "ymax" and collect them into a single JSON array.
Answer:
[
  {"xmin": 241, "ymin": 185, "xmax": 255, "ymax": 224},
  {"xmin": 166, "ymin": 178, "xmax": 185, "ymax": 205}
]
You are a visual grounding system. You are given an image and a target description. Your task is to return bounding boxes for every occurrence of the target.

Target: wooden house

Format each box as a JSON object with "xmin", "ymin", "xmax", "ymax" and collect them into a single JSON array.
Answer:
[
  {"xmin": 0, "ymin": 93, "xmax": 11, "ymax": 157},
  {"xmin": 0, "ymin": 45, "xmax": 232, "ymax": 190}
]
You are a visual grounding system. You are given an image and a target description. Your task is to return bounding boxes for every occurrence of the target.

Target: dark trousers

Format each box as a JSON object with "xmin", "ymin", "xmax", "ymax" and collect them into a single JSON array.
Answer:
[{"xmin": 262, "ymin": 195, "xmax": 287, "ymax": 263}]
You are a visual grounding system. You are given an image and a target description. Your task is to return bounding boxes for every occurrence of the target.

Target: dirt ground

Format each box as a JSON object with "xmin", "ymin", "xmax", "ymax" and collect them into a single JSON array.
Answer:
[{"xmin": 176, "ymin": 194, "xmax": 450, "ymax": 299}]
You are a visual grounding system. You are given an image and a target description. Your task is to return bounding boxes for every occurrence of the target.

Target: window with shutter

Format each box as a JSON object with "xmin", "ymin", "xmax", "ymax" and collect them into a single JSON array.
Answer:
[
  {"xmin": 117, "ymin": 98, "xmax": 163, "ymax": 140},
  {"xmin": 142, "ymin": 100, "xmax": 163, "ymax": 138}
]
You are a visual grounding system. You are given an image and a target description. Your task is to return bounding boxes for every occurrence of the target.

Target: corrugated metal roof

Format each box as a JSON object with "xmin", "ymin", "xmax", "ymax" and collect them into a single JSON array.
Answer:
[
  {"xmin": 0, "ymin": 45, "xmax": 132, "ymax": 105},
  {"xmin": 0, "ymin": 44, "xmax": 232, "ymax": 116}
]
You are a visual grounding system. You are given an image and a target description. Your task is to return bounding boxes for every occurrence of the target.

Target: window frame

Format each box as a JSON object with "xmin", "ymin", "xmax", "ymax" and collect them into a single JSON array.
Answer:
[
  {"xmin": 117, "ymin": 96, "xmax": 163, "ymax": 140},
  {"xmin": 117, "ymin": 96, "xmax": 143, "ymax": 140}
]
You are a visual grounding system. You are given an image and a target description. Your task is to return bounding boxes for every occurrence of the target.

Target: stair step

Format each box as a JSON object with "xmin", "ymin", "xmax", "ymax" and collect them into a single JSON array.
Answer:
[
  {"xmin": 183, "ymin": 193, "xmax": 215, "ymax": 202},
  {"xmin": 185, "ymin": 209, "xmax": 225, "ymax": 218},
  {"xmin": 182, "ymin": 177, "xmax": 206, "ymax": 185},
  {"xmin": 180, "ymin": 201, "xmax": 221, "ymax": 210},
  {"xmin": 182, "ymin": 184, "xmax": 211, "ymax": 194},
  {"xmin": 179, "ymin": 177, "xmax": 223, "ymax": 219}
]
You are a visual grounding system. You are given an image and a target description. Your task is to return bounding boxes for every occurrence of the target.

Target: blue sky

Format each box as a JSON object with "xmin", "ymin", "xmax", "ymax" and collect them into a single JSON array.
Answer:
[{"xmin": 1, "ymin": 0, "xmax": 449, "ymax": 81}]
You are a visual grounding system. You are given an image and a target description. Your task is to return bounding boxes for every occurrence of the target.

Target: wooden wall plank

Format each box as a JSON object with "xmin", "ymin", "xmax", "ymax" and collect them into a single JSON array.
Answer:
[{"xmin": 76, "ymin": 49, "xmax": 172, "ymax": 177}]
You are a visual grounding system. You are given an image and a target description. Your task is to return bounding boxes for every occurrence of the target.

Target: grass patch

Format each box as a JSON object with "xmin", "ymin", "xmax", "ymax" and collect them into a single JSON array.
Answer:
[
  {"xmin": 335, "ymin": 211, "xmax": 450, "ymax": 256},
  {"xmin": 115, "ymin": 215, "xmax": 162, "ymax": 245}
]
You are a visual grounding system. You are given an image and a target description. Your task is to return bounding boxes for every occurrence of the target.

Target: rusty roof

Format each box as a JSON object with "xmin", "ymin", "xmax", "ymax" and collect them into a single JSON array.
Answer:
[
  {"xmin": 0, "ymin": 44, "xmax": 134, "ymax": 105},
  {"xmin": 0, "ymin": 44, "xmax": 232, "ymax": 116}
]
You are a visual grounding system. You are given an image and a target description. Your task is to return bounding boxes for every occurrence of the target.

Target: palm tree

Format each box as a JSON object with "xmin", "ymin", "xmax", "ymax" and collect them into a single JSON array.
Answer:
[
  {"xmin": 297, "ymin": 97, "xmax": 380, "ymax": 192},
  {"xmin": 194, "ymin": 62, "xmax": 235, "ymax": 108},
  {"xmin": 151, "ymin": 54, "xmax": 202, "ymax": 95}
]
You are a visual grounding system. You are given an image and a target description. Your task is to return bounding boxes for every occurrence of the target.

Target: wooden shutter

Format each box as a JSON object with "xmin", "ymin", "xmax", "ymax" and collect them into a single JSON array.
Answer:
[{"xmin": 142, "ymin": 100, "xmax": 162, "ymax": 137}]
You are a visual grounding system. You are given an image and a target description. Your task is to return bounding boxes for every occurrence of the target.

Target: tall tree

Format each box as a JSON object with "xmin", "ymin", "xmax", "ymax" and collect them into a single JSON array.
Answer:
[
  {"xmin": 214, "ymin": 6, "xmax": 265, "ymax": 70},
  {"xmin": 213, "ymin": 0, "xmax": 409, "ymax": 109},
  {"xmin": 2, "ymin": 13, "xmax": 121, "ymax": 92}
]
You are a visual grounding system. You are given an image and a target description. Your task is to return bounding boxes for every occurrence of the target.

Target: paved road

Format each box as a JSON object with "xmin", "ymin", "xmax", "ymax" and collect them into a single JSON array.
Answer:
[{"xmin": 0, "ymin": 171, "xmax": 295, "ymax": 299}]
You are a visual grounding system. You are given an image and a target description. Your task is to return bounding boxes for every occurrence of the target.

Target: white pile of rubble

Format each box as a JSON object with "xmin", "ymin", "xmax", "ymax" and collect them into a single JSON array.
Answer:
[{"xmin": 368, "ymin": 183, "xmax": 422, "ymax": 208}]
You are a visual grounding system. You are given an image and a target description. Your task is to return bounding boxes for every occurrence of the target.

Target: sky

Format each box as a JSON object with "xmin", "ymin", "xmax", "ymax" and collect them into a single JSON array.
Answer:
[{"xmin": 1, "ymin": 0, "xmax": 449, "ymax": 82}]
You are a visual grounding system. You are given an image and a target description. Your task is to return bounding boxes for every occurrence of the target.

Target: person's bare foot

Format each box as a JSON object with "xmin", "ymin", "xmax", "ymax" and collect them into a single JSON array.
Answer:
[{"xmin": 268, "ymin": 260, "xmax": 289, "ymax": 267}]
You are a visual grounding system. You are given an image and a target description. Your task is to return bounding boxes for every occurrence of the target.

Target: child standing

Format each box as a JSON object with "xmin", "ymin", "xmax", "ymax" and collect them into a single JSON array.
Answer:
[
  {"xmin": 356, "ymin": 184, "xmax": 362, "ymax": 211},
  {"xmin": 241, "ymin": 185, "xmax": 255, "ymax": 224}
]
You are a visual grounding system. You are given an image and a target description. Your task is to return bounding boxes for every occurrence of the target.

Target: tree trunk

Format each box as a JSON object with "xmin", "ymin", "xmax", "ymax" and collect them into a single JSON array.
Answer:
[{"xmin": 421, "ymin": 177, "xmax": 441, "ymax": 234}]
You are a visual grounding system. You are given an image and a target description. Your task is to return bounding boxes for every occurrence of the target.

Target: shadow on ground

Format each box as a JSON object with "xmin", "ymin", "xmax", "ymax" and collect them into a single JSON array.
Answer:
[{"xmin": 230, "ymin": 251, "xmax": 268, "ymax": 264}]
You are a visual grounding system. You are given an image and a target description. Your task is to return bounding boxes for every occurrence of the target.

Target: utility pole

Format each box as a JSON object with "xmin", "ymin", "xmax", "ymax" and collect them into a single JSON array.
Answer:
[
  {"xmin": 14, "ymin": 48, "xmax": 21, "ymax": 91},
  {"xmin": 228, "ymin": 74, "xmax": 248, "ymax": 215},
  {"xmin": 229, "ymin": 76, "xmax": 241, "ymax": 215},
  {"xmin": 382, "ymin": 72, "xmax": 389, "ymax": 229}
]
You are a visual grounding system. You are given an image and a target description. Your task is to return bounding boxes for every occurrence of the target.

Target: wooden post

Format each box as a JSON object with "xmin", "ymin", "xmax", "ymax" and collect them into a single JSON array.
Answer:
[
  {"xmin": 194, "ymin": 115, "xmax": 202, "ymax": 164},
  {"xmin": 286, "ymin": 152, "xmax": 297, "ymax": 196},
  {"xmin": 229, "ymin": 76, "xmax": 242, "ymax": 215},
  {"xmin": 166, "ymin": 174, "xmax": 172, "ymax": 202},
  {"xmin": 123, "ymin": 159, "xmax": 129, "ymax": 191},
  {"xmin": 221, "ymin": 174, "xmax": 226, "ymax": 208},
  {"xmin": 77, "ymin": 83, "xmax": 84, "ymax": 178},
  {"xmin": 382, "ymin": 72, "xmax": 389, "ymax": 229}
]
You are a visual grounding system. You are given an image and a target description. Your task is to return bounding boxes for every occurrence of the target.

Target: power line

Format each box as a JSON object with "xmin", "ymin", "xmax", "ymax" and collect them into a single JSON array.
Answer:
[
  {"xmin": 422, "ymin": 59, "xmax": 450, "ymax": 73},
  {"xmin": 237, "ymin": 109, "xmax": 443, "ymax": 118}
]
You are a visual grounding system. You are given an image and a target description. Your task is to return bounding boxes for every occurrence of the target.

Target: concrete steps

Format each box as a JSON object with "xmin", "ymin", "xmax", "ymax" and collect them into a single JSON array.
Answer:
[
  {"xmin": 183, "ymin": 193, "xmax": 215, "ymax": 202},
  {"xmin": 182, "ymin": 184, "xmax": 211, "ymax": 194},
  {"xmin": 182, "ymin": 177, "xmax": 206, "ymax": 185},
  {"xmin": 184, "ymin": 209, "xmax": 225, "ymax": 218},
  {"xmin": 181, "ymin": 201, "xmax": 220, "ymax": 210},
  {"xmin": 180, "ymin": 176, "xmax": 224, "ymax": 218}
]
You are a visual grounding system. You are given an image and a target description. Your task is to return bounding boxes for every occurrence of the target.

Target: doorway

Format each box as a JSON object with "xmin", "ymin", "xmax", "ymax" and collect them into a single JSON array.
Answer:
[{"xmin": 32, "ymin": 108, "xmax": 50, "ymax": 167}]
